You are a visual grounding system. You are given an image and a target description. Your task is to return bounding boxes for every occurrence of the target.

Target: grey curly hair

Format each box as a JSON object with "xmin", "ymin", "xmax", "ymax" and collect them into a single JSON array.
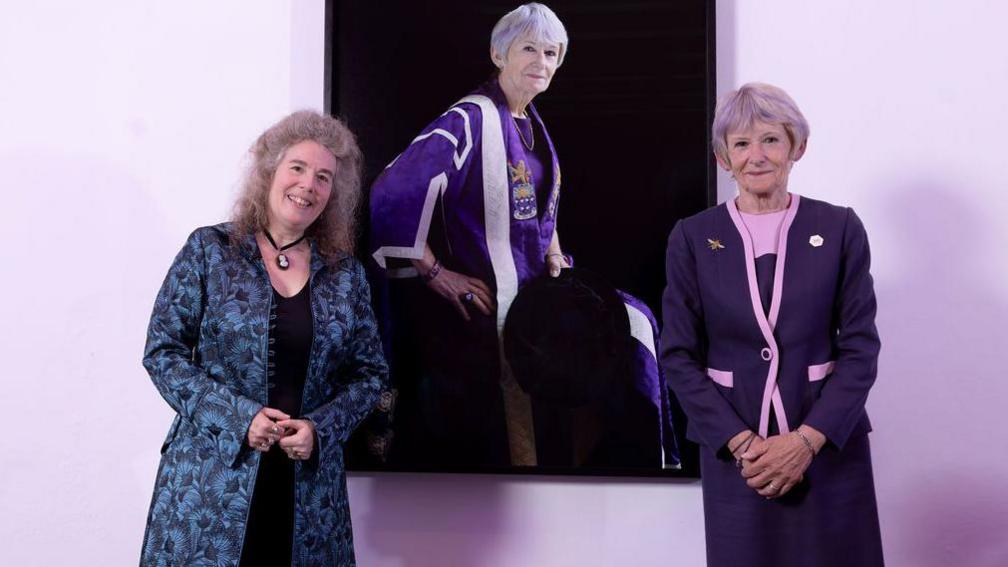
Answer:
[{"xmin": 232, "ymin": 110, "xmax": 363, "ymax": 262}]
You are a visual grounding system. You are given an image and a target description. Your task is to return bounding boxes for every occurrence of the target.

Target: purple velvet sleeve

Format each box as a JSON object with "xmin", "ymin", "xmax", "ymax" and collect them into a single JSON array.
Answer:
[
  {"xmin": 802, "ymin": 208, "xmax": 880, "ymax": 449},
  {"xmin": 369, "ymin": 106, "xmax": 478, "ymax": 266},
  {"xmin": 660, "ymin": 221, "xmax": 750, "ymax": 452}
]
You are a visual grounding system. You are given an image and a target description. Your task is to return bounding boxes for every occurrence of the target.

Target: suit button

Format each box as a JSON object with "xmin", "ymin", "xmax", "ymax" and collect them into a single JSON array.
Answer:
[{"xmin": 760, "ymin": 347, "xmax": 773, "ymax": 361}]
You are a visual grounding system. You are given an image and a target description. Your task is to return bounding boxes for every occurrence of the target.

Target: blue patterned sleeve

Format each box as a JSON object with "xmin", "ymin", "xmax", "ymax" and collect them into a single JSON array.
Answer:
[
  {"xmin": 143, "ymin": 228, "xmax": 263, "ymax": 465},
  {"xmin": 306, "ymin": 261, "xmax": 390, "ymax": 460}
]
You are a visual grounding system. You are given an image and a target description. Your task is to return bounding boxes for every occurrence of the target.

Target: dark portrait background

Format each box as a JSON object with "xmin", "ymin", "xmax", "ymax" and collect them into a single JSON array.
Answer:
[{"xmin": 327, "ymin": 0, "xmax": 715, "ymax": 476}]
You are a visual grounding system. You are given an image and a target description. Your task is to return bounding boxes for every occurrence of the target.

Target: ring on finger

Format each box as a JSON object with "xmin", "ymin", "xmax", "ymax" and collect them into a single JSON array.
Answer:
[
  {"xmin": 767, "ymin": 481, "xmax": 778, "ymax": 491},
  {"xmin": 463, "ymin": 292, "xmax": 475, "ymax": 302}
]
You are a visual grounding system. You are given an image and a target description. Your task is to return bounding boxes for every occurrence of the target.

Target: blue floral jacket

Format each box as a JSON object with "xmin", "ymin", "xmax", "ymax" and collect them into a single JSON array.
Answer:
[{"xmin": 140, "ymin": 223, "xmax": 388, "ymax": 566}]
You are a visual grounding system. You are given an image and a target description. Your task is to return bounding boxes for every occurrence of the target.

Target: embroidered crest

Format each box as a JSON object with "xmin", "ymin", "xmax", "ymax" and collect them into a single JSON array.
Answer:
[
  {"xmin": 510, "ymin": 160, "xmax": 531, "ymax": 184},
  {"xmin": 707, "ymin": 238, "xmax": 725, "ymax": 250},
  {"xmin": 509, "ymin": 160, "xmax": 537, "ymax": 220},
  {"xmin": 809, "ymin": 234, "xmax": 824, "ymax": 247}
]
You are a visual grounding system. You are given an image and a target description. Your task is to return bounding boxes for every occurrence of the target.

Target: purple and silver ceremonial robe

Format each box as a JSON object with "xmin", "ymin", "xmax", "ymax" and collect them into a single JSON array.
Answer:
[
  {"xmin": 370, "ymin": 80, "xmax": 561, "ymax": 467},
  {"xmin": 371, "ymin": 79, "xmax": 560, "ymax": 303},
  {"xmin": 369, "ymin": 80, "xmax": 677, "ymax": 469},
  {"xmin": 660, "ymin": 194, "xmax": 884, "ymax": 566},
  {"xmin": 620, "ymin": 291, "xmax": 681, "ymax": 470}
]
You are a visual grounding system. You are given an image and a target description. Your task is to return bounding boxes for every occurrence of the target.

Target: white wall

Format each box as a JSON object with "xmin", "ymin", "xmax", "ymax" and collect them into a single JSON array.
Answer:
[
  {"xmin": 2, "ymin": 1, "xmax": 1006, "ymax": 566},
  {"xmin": 0, "ymin": 1, "xmax": 324, "ymax": 565}
]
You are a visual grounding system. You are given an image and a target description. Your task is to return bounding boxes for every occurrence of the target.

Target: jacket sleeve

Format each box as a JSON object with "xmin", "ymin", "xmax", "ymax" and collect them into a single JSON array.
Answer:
[
  {"xmin": 306, "ymin": 261, "xmax": 390, "ymax": 462},
  {"xmin": 803, "ymin": 208, "xmax": 881, "ymax": 449},
  {"xmin": 369, "ymin": 104, "xmax": 478, "ymax": 268},
  {"xmin": 142, "ymin": 229, "xmax": 262, "ymax": 465},
  {"xmin": 659, "ymin": 221, "xmax": 750, "ymax": 452}
]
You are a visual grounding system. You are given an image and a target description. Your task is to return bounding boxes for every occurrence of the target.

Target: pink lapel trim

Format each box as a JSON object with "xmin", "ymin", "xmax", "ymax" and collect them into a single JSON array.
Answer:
[{"xmin": 725, "ymin": 194, "xmax": 801, "ymax": 437}]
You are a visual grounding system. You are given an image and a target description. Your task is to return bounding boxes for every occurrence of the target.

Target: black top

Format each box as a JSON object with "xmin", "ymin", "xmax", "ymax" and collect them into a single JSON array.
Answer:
[
  {"xmin": 239, "ymin": 283, "xmax": 313, "ymax": 567},
  {"xmin": 268, "ymin": 284, "xmax": 313, "ymax": 415}
]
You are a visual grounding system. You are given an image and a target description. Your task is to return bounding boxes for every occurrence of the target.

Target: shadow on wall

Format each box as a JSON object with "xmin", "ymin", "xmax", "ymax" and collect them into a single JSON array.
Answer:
[
  {"xmin": 873, "ymin": 183, "xmax": 1008, "ymax": 567},
  {"xmin": 354, "ymin": 472, "xmax": 510, "ymax": 567},
  {"xmin": 897, "ymin": 470, "xmax": 1008, "ymax": 567}
]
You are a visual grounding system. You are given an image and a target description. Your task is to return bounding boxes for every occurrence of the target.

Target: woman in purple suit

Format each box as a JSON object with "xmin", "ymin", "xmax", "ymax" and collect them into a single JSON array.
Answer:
[{"xmin": 660, "ymin": 83, "xmax": 884, "ymax": 566}]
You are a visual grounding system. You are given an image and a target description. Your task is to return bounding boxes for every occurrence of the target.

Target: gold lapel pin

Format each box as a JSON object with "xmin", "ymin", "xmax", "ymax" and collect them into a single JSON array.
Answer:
[
  {"xmin": 707, "ymin": 238, "xmax": 725, "ymax": 251},
  {"xmin": 809, "ymin": 234, "xmax": 824, "ymax": 247}
]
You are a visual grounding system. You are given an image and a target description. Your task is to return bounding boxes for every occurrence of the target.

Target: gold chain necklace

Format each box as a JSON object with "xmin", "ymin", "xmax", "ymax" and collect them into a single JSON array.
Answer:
[{"xmin": 512, "ymin": 114, "xmax": 534, "ymax": 151}]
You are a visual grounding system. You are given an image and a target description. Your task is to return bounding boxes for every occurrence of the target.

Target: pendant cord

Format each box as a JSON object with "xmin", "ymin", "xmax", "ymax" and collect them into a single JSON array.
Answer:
[{"xmin": 263, "ymin": 230, "xmax": 307, "ymax": 252}]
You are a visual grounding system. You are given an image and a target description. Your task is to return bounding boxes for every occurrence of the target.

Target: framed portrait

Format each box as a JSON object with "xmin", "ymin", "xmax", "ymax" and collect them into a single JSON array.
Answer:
[{"xmin": 327, "ymin": 0, "xmax": 716, "ymax": 477}]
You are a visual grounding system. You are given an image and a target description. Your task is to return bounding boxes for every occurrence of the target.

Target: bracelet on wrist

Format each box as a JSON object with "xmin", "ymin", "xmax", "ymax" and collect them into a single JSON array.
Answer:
[
  {"xmin": 545, "ymin": 252, "xmax": 573, "ymax": 267},
  {"xmin": 421, "ymin": 259, "xmax": 442, "ymax": 282},
  {"xmin": 741, "ymin": 434, "xmax": 756, "ymax": 454},
  {"xmin": 730, "ymin": 432, "xmax": 755, "ymax": 467},
  {"xmin": 728, "ymin": 431, "xmax": 754, "ymax": 455},
  {"xmin": 795, "ymin": 429, "xmax": 816, "ymax": 457}
]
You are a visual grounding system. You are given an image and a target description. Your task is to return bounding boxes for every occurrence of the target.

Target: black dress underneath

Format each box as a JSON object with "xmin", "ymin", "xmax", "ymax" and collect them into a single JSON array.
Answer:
[{"xmin": 239, "ymin": 284, "xmax": 312, "ymax": 566}]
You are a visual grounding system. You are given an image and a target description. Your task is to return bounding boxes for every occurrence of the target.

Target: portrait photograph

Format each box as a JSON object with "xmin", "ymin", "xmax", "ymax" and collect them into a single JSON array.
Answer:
[{"xmin": 329, "ymin": 0, "xmax": 716, "ymax": 476}]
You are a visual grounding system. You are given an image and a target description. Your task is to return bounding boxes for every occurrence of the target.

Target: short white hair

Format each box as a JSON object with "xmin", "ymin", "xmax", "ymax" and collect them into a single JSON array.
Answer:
[{"xmin": 490, "ymin": 3, "xmax": 569, "ymax": 66}]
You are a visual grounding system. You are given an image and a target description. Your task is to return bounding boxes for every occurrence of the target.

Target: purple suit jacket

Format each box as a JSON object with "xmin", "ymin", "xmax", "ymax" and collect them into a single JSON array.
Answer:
[{"xmin": 660, "ymin": 194, "xmax": 879, "ymax": 453}]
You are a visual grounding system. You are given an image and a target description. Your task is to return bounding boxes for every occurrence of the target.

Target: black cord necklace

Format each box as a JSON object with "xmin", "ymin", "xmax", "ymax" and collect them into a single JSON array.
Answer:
[{"xmin": 263, "ymin": 230, "xmax": 306, "ymax": 270}]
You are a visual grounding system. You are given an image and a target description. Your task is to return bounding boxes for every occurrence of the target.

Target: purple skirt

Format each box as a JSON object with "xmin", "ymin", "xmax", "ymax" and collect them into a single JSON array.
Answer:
[{"xmin": 701, "ymin": 433, "xmax": 884, "ymax": 566}]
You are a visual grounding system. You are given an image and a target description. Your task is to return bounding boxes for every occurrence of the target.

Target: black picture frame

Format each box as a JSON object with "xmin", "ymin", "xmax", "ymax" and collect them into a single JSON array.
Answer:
[{"xmin": 326, "ymin": 0, "xmax": 716, "ymax": 477}]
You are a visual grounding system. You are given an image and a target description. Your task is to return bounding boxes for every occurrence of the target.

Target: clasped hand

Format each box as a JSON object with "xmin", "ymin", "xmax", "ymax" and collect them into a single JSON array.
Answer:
[
  {"xmin": 735, "ymin": 432, "xmax": 814, "ymax": 499},
  {"xmin": 246, "ymin": 407, "xmax": 316, "ymax": 461}
]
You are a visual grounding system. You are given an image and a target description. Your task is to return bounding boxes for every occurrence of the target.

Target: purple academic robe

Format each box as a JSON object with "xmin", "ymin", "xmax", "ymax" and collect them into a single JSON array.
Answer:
[
  {"xmin": 370, "ymin": 80, "xmax": 677, "ymax": 468},
  {"xmin": 660, "ymin": 194, "xmax": 884, "ymax": 566}
]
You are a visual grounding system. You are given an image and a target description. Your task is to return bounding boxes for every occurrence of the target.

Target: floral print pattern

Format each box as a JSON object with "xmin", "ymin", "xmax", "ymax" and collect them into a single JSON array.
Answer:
[{"xmin": 141, "ymin": 224, "xmax": 388, "ymax": 566}]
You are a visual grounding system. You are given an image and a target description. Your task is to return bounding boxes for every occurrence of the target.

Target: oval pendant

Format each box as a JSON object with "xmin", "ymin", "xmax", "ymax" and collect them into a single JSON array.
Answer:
[{"xmin": 277, "ymin": 254, "xmax": 290, "ymax": 270}]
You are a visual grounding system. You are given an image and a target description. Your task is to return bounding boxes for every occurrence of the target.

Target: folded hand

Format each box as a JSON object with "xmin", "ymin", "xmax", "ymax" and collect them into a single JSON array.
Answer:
[
  {"xmin": 277, "ymin": 419, "xmax": 316, "ymax": 461},
  {"xmin": 246, "ymin": 407, "xmax": 290, "ymax": 452},
  {"xmin": 740, "ymin": 432, "xmax": 812, "ymax": 498}
]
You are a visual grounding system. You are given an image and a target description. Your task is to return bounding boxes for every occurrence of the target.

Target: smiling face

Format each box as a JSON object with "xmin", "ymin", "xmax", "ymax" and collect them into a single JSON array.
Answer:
[
  {"xmin": 718, "ymin": 121, "xmax": 805, "ymax": 198},
  {"xmin": 266, "ymin": 140, "xmax": 338, "ymax": 235},
  {"xmin": 494, "ymin": 33, "xmax": 560, "ymax": 105}
]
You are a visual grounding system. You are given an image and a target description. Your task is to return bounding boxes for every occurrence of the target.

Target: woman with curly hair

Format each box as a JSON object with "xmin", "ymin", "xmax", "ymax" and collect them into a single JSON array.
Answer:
[{"xmin": 140, "ymin": 110, "xmax": 388, "ymax": 566}]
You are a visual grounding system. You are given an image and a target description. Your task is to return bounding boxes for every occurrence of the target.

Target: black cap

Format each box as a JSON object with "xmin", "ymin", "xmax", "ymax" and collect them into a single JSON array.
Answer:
[{"xmin": 503, "ymin": 268, "xmax": 633, "ymax": 407}]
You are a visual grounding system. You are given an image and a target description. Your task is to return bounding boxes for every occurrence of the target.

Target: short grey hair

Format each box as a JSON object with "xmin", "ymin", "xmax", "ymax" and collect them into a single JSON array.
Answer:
[
  {"xmin": 490, "ymin": 3, "xmax": 569, "ymax": 66},
  {"xmin": 712, "ymin": 82, "xmax": 810, "ymax": 165}
]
